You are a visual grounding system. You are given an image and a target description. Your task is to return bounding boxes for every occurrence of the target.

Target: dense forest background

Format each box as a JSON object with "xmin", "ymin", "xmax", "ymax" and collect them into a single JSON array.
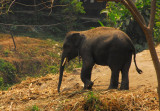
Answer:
[{"xmin": 0, "ymin": 0, "xmax": 159, "ymax": 45}]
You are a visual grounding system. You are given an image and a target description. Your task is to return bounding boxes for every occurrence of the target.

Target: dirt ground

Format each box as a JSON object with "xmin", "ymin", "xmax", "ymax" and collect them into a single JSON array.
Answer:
[
  {"xmin": 0, "ymin": 36, "xmax": 159, "ymax": 110},
  {"xmin": 60, "ymin": 45, "xmax": 160, "ymax": 91}
]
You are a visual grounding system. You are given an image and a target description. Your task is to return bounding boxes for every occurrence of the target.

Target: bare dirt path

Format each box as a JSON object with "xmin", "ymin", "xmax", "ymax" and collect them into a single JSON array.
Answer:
[{"xmin": 62, "ymin": 45, "xmax": 160, "ymax": 92}]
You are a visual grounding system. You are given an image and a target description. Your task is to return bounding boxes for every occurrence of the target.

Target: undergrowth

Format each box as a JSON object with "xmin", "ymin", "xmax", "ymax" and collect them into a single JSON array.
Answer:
[
  {"xmin": 0, "ymin": 59, "xmax": 17, "ymax": 90},
  {"xmin": 0, "ymin": 35, "xmax": 82, "ymax": 90},
  {"xmin": 0, "ymin": 77, "xmax": 10, "ymax": 90},
  {"xmin": 26, "ymin": 105, "xmax": 40, "ymax": 111},
  {"xmin": 83, "ymin": 91, "xmax": 107, "ymax": 111},
  {"xmin": 0, "ymin": 59, "xmax": 17, "ymax": 82}
]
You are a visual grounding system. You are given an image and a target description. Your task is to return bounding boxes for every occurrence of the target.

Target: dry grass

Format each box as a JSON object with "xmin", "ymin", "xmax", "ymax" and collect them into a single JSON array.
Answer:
[
  {"xmin": 0, "ymin": 73, "xmax": 158, "ymax": 111},
  {"xmin": 0, "ymin": 34, "xmax": 62, "ymax": 75}
]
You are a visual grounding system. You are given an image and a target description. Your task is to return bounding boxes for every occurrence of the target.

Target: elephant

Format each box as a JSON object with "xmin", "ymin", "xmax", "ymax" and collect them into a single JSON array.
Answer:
[{"xmin": 58, "ymin": 27, "xmax": 142, "ymax": 93}]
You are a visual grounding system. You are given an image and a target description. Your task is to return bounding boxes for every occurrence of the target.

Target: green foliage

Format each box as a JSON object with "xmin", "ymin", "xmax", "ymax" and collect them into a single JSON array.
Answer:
[
  {"xmin": 101, "ymin": 2, "xmax": 130, "ymax": 28},
  {"xmin": 101, "ymin": 0, "xmax": 152, "ymax": 28},
  {"xmin": 154, "ymin": 1, "xmax": 160, "ymax": 42},
  {"xmin": 136, "ymin": 0, "xmax": 151, "ymax": 9},
  {"xmin": 0, "ymin": 59, "xmax": 16, "ymax": 85},
  {"xmin": 98, "ymin": 20, "xmax": 104, "ymax": 27},
  {"xmin": 0, "ymin": 77, "xmax": 4, "ymax": 90},
  {"xmin": 58, "ymin": 0, "xmax": 85, "ymax": 31},
  {"xmin": 44, "ymin": 65, "xmax": 59, "ymax": 74},
  {"xmin": 60, "ymin": 0, "xmax": 85, "ymax": 14},
  {"xmin": 31, "ymin": 105, "xmax": 39, "ymax": 111},
  {"xmin": 84, "ymin": 91, "xmax": 106, "ymax": 111},
  {"xmin": 101, "ymin": 0, "xmax": 160, "ymax": 42},
  {"xmin": 65, "ymin": 58, "xmax": 82, "ymax": 72},
  {"xmin": 91, "ymin": 20, "xmax": 105, "ymax": 29},
  {"xmin": 3, "ymin": 49, "xmax": 12, "ymax": 57},
  {"xmin": 26, "ymin": 105, "xmax": 39, "ymax": 111},
  {"xmin": 87, "ymin": 91, "xmax": 98, "ymax": 102},
  {"xmin": 39, "ymin": 60, "xmax": 60, "ymax": 76},
  {"xmin": 0, "ymin": 77, "xmax": 10, "ymax": 90},
  {"xmin": 0, "ymin": 77, "xmax": 3, "ymax": 86}
]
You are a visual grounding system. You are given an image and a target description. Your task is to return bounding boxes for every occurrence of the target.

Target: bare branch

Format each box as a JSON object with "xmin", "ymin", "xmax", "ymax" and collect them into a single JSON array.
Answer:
[
  {"xmin": 0, "ymin": 0, "xmax": 58, "ymax": 15},
  {"xmin": 14, "ymin": 1, "xmax": 51, "ymax": 7},
  {"xmin": 7, "ymin": 0, "xmax": 16, "ymax": 12},
  {"xmin": 148, "ymin": 0, "xmax": 156, "ymax": 30},
  {"xmin": 49, "ymin": 0, "xmax": 54, "ymax": 15}
]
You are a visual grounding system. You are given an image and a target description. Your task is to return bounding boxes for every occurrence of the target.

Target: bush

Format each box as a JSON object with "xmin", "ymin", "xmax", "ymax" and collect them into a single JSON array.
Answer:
[
  {"xmin": 83, "ymin": 91, "xmax": 107, "ymax": 111},
  {"xmin": 48, "ymin": 65, "xmax": 59, "ymax": 74},
  {"xmin": 0, "ymin": 59, "xmax": 17, "ymax": 84},
  {"xmin": 0, "ymin": 77, "xmax": 4, "ymax": 90},
  {"xmin": 26, "ymin": 105, "xmax": 40, "ymax": 111},
  {"xmin": 0, "ymin": 76, "xmax": 11, "ymax": 90}
]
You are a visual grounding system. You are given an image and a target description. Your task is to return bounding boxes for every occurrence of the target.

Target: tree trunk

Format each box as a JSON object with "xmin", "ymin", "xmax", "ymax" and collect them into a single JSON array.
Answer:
[{"xmin": 143, "ymin": 27, "xmax": 160, "ymax": 106}]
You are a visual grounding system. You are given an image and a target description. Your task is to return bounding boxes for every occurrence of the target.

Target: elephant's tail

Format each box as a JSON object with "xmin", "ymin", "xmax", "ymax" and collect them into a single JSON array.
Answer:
[
  {"xmin": 133, "ymin": 49, "xmax": 143, "ymax": 74},
  {"xmin": 125, "ymin": 34, "xmax": 142, "ymax": 74}
]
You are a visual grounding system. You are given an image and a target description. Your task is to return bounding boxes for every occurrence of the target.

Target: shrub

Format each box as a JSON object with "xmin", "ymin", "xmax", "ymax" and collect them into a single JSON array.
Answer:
[
  {"xmin": 26, "ymin": 105, "xmax": 39, "ymax": 111},
  {"xmin": 83, "ymin": 91, "xmax": 107, "ymax": 111},
  {"xmin": 0, "ymin": 77, "xmax": 4, "ymax": 90},
  {"xmin": 0, "ymin": 59, "xmax": 17, "ymax": 84}
]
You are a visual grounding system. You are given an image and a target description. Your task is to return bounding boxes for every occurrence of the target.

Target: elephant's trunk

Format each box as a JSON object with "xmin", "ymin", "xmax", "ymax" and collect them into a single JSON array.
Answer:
[{"xmin": 58, "ymin": 55, "xmax": 67, "ymax": 93}]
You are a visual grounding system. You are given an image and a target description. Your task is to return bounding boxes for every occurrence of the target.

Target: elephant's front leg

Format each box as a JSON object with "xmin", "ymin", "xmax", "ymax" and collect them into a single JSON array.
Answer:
[{"xmin": 81, "ymin": 59, "xmax": 94, "ymax": 90}]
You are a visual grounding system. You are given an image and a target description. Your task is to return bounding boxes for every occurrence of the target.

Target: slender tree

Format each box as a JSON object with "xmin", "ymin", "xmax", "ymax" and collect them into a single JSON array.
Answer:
[{"xmin": 106, "ymin": 0, "xmax": 160, "ymax": 108}]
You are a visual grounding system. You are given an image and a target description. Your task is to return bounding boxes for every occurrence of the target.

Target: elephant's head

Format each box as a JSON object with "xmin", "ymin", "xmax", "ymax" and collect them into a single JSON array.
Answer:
[{"xmin": 58, "ymin": 32, "xmax": 84, "ymax": 92}]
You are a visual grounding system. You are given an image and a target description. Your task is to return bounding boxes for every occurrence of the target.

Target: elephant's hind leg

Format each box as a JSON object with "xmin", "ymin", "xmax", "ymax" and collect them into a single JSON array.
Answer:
[{"xmin": 120, "ymin": 58, "xmax": 132, "ymax": 90}]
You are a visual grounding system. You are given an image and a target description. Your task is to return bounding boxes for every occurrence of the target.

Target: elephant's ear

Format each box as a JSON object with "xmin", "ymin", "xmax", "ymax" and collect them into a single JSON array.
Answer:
[{"xmin": 70, "ymin": 33, "xmax": 84, "ymax": 48}]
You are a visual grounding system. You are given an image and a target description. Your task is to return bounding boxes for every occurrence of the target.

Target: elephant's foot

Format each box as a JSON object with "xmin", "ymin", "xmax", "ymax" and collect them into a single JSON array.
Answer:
[
  {"xmin": 108, "ymin": 85, "xmax": 118, "ymax": 90},
  {"xmin": 120, "ymin": 85, "xmax": 129, "ymax": 90},
  {"xmin": 120, "ymin": 82, "xmax": 129, "ymax": 90},
  {"xmin": 83, "ymin": 81, "xmax": 94, "ymax": 90},
  {"xmin": 108, "ymin": 83, "xmax": 118, "ymax": 90}
]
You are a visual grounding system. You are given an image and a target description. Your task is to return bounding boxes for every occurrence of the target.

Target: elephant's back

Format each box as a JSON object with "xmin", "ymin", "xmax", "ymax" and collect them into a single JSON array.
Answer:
[
  {"xmin": 82, "ymin": 27, "xmax": 132, "ymax": 46},
  {"xmin": 81, "ymin": 27, "xmax": 117, "ymax": 38},
  {"xmin": 81, "ymin": 27, "xmax": 134, "ymax": 53},
  {"xmin": 81, "ymin": 27, "xmax": 131, "ymax": 41}
]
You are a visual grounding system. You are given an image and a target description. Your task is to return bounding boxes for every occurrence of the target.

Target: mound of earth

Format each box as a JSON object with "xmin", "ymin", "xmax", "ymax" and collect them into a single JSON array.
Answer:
[{"xmin": 0, "ymin": 36, "xmax": 160, "ymax": 110}]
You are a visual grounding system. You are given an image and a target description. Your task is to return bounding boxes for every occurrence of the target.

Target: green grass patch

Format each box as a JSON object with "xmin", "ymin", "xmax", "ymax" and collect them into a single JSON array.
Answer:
[
  {"xmin": 83, "ymin": 91, "xmax": 107, "ymax": 111},
  {"xmin": 26, "ymin": 105, "xmax": 40, "ymax": 111}
]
